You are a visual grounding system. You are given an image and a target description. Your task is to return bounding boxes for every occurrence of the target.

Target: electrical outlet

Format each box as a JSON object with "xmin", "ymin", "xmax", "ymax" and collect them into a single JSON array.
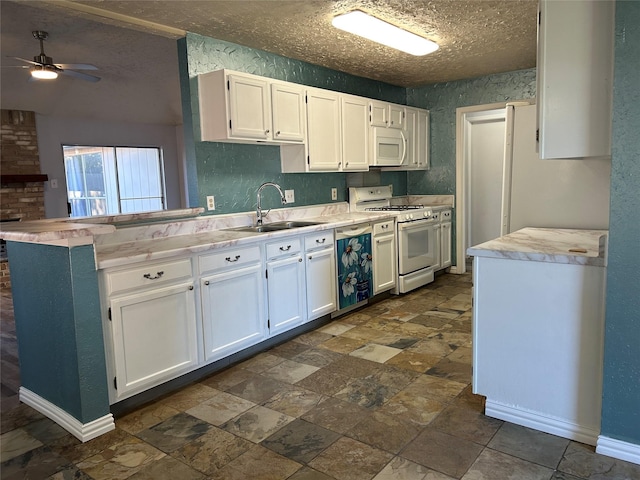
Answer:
[
  {"xmin": 206, "ymin": 195, "xmax": 215, "ymax": 211},
  {"xmin": 50, "ymin": 179, "xmax": 58, "ymax": 189},
  {"xmin": 331, "ymin": 188, "xmax": 338, "ymax": 200},
  {"xmin": 285, "ymin": 189, "xmax": 295, "ymax": 203}
]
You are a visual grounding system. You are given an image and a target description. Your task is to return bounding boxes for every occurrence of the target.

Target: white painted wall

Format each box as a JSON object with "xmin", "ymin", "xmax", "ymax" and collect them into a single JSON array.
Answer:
[{"xmin": 36, "ymin": 115, "xmax": 185, "ymax": 218}]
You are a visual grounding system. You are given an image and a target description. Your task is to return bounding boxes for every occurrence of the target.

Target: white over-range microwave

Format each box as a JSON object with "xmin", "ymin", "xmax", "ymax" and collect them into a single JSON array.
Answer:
[{"xmin": 371, "ymin": 126, "xmax": 407, "ymax": 167}]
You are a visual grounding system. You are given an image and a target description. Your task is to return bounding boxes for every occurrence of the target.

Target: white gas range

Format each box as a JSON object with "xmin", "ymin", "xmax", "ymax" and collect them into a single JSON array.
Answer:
[{"xmin": 349, "ymin": 185, "xmax": 439, "ymax": 293}]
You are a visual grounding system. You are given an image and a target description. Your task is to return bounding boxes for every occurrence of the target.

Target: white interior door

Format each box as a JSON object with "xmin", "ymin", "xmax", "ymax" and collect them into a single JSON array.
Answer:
[
  {"xmin": 465, "ymin": 109, "xmax": 507, "ymax": 248},
  {"xmin": 455, "ymin": 103, "xmax": 509, "ymax": 273}
]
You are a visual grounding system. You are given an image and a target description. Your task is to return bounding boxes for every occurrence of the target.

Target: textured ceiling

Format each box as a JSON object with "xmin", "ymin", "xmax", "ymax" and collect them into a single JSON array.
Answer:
[{"xmin": 42, "ymin": 0, "xmax": 538, "ymax": 87}]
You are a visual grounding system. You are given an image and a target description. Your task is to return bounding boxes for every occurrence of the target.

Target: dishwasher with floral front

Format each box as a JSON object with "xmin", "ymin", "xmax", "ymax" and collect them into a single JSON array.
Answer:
[{"xmin": 335, "ymin": 223, "xmax": 373, "ymax": 314}]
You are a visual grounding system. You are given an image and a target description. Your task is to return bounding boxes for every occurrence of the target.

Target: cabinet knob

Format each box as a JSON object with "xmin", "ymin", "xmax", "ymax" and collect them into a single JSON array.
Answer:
[
  {"xmin": 276, "ymin": 130, "xmax": 281, "ymax": 136},
  {"xmin": 265, "ymin": 129, "xmax": 270, "ymax": 134},
  {"xmin": 188, "ymin": 285, "xmax": 194, "ymax": 290},
  {"xmin": 299, "ymin": 258, "xmax": 302, "ymax": 262},
  {"xmin": 204, "ymin": 280, "xmax": 210, "ymax": 286}
]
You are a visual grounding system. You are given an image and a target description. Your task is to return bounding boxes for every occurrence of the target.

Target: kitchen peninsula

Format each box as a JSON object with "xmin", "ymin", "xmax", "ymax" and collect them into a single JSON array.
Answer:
[
  {"xmin": 0, "ymin": 203, "xmax": 395, "ymax": 442},
  {"xmin": 468, "ymin": 227, "xmax": 608, "ymax": 446}
]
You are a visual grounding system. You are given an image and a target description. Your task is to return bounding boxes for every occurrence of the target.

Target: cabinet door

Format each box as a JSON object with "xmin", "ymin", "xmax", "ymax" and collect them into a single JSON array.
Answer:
[
  {"xmin": 341, "ymin": 95, "xmax": 369, "ymax": 171},
  {"xmin": 271, "ymin": 82, "xmax": 306, "ymax": 143},
  {"xmin": 432, "ymin": 223, "xmax": 442, "ymax": 271},
  {"xmin": 267, "ymin": 254, "xmax": 305, "ymax": 335},
  {"xmin": 307, "ymin": 89, "xmax": 342, "ymax": 171},
  {"xmin": 441, "ymin": 222, "xmax": 452, "ymax": 268},
  {"xmin": 537, "ymin": 0, "xmax": 614, "ymax": 159},
  {"xmin": 369, "ymin": 101, "xmax": 388, "ymax": 127},
  {"xmin": 201, "ymin": 263, "xmax": 266, "ymax": 362},
  {"xmin": 389, "ymin": 104, "xmax": 404, "ymax": 129},
  {"xmin": 109, "ymin": 282, "xmax": 198, "ymax": 400},
  {"xmin": 228, "ymin": 73, "xmax": 271, "ymax": 140},
  {"xmin": 416, "ymin": 110, "xmax": 430, "ymax": 169},
  {"xmin": 373, "ymin": 233, "xmax": 396, "ymax": 294},
  {"xmin": 305, "ymin": 247, "xmax": 337, "ymax": 320},
  {"xmin": 403, "ymin": 107, "xmax": 418, "ymax": 168}
]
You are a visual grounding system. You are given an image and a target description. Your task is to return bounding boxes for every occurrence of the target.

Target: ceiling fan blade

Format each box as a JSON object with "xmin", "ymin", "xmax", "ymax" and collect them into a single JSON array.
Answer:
[
  {"xmin": 55, "ymin": 63, "xmax": 98, "ymax": 71},
  {"xmin": 1, "ymin": 65, "xmax": 31, "ymax": 69},
  {"xmin": 8, "ymin": 56, "xmax": 40, "ymax": 66},
  {"xmin": 60, "ymin": 69, "xmax": 101, "ymax": 82}
]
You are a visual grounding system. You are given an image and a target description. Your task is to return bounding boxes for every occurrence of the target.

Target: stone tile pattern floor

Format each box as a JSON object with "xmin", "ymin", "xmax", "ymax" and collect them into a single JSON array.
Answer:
[{"xmin": 2, "ymin": 274, "xmax": 639, "ymax": 479}]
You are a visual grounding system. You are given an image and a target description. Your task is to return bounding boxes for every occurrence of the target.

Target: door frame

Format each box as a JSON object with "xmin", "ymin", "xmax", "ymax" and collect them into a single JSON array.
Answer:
[{"xmin": 454, "ymin": 102, "xmax": 508, "ymax": 274}]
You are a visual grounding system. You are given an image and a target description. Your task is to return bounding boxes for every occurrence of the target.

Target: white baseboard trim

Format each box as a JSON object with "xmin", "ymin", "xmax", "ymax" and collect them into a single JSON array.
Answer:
[
  {"xmin": 19, "ymin": 387, "xmax": 115, "ymax": 443},
  {"xmin": 596, "ymin": 435, "xmax": 640, "ymax": 465},
  {"xmin": 485, "ymin": 399, "xmax": 599, "ymax": 446}
]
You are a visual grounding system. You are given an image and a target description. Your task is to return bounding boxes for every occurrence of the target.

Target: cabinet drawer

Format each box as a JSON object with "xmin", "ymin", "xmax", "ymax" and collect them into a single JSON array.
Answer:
[
  {"xmin": 199, "ymin": 245, "xmax": 261, "ymax": 274},
  {"xmin": 106, "ymin": 258, "xmax": 193, "ymax": 296},
  {"xmin": 304, "ymin": 230, "xmax": 334, "ymax": 251},
  {"xmin": 266, "ymin": 237, "xmax": 302, "ymax": 259},
  {"xmin": 374, "ymin": 220, "xmax": 395, "ymax": 235}
]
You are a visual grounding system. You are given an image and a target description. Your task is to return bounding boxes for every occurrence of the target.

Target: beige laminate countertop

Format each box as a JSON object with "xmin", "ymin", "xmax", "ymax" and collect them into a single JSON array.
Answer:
[
  {"xmin": 467, "ymin": 227, "xmax": 608, "ymax": 267},
  {"xmin": 95, "ymin": 211, "xmax": 393, "ymax": 269}
]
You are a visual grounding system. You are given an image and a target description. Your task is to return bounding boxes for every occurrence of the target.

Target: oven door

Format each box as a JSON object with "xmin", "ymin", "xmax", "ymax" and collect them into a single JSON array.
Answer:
[
  {"xmin": 397, "ymin": 219, "xmax": 437, "ymax": 275},
  {"xmin": 371, "ymin": 127, "xmax": 406, "ymax": 166}
]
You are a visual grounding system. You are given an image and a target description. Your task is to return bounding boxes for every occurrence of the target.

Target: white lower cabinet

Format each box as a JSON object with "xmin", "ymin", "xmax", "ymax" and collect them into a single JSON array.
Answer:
[
  {"xmin": 199, "ymin": 247, "xmax": 266, "ymax": 363},
  {"xmin": 109, "ymin": 281, "xmax": 198, "ymax": 401},
  {"xmin": 266, "ymin": 237, "xmax": 305, "ymax": 336},
  {"xmin": 441, "ymin": 220, "xmax": 452, "ymax": 269},
  {"xmin": 304, "ymin": 231, "xmax": 337, "ymax": 320},
  {"xmin": 373, "ymin": 220, "xmax": 396, "ymax": 294}
]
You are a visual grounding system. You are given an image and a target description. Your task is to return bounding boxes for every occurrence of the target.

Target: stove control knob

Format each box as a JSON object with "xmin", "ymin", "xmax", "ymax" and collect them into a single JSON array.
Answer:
[
  {"xmin": 409, "ymin": 214, "xmax": 414, "ymax": 220},
  {"xmin": 424, "ymin": 211, "xmax": 429, "ymax": 218}
]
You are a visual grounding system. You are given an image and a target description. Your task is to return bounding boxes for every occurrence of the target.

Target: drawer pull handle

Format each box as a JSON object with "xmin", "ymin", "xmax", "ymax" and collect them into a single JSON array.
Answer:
[
  {"xmin": 143, "ymin": 271, "xmax": 164, "ymax": 280},
  {"xmin": 279, "ymin": 245, "xmax": 292, "ymax": 251},
  {"xmin": 316, "ymin": 238, "xmax": 326, "ymax": 244},
  {"xmin": 226, "ymin": 255, "xmax": 241, "ymax": 262}
]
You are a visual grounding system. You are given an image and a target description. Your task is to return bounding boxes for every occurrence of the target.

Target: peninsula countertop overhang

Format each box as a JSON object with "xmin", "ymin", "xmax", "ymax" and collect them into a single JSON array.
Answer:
[{"xmin": 466, "ymin": 227, "xmax": 608, "ymax": 267}]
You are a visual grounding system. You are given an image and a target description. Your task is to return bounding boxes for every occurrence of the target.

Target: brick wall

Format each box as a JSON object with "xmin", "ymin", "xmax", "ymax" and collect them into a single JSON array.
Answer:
[{"xmin": 1, "ymin": 110, "xmax": 46, "ymax": 290}]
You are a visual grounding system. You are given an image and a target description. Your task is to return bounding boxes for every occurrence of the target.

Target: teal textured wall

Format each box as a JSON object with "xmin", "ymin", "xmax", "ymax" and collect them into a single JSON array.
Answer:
[
  {"xmin": 7, "ymin": 242, "xmax": 110, "ymax": 423},
  {"xmin": 406, "ymin": 69, "xmax": 537, "ymax": 263},
  {"xmin": 406, "ymin": 68, "xmax": 536, "ymax": 195},
  {"xmin": 601, "ymin": 0, "xmax": 640, "ymax": 445},
  {"xmin": 179, "ymin": 33, "xmax": 407, "ymax": 214}
]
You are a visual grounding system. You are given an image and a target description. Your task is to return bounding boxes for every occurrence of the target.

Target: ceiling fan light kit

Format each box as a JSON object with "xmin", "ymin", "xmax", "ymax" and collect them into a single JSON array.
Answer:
[
  {"xmin": 30, "ymin": 64, "xmax": 58, "ymax": 80},
  {"xmin": 332, "ymin": 10, "xmax": 439, "ymax": 56}
]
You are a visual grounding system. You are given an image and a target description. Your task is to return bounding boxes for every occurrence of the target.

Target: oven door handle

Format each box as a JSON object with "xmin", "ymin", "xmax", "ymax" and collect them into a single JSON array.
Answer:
[{"xmin": 398, "ymin": 220, "xmax": 430, "ymax": 232}]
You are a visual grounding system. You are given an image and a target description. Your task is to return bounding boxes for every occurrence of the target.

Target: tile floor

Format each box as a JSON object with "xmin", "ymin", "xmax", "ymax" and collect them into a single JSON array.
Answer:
[{"xmin": 2, "ymin": 272, "xmax": 639, "ymax": 479}]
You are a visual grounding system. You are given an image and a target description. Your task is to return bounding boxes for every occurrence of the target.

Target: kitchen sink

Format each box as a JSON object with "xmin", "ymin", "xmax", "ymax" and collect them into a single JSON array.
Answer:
[
  {"xmin": 225, "ymin": 220, "xmax": 323, "ymax": 234},
  {"xmin": 268, "ymin": 220, "xmax": 323, "ymax": 228}
]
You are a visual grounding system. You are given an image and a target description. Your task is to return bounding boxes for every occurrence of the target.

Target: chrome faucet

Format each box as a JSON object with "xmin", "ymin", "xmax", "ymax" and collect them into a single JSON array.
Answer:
[{"xmin": 256, "ymin": 182, "xmax": 286, "ymax": 225}]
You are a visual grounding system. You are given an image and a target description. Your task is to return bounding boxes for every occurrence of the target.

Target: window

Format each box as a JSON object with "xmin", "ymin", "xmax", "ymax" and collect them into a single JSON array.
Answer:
[{"xmin": 63, "ymin": 146, "xmax": 166, "ymax": 217}]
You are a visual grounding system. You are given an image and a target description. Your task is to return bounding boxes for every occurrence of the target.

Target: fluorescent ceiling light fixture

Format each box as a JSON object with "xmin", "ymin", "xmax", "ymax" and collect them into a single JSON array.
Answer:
[
  {"xmin": 31, "ymin": 65, "xmax": 58, "ymax": 79},
  {"xmin": 332, "ymin": 10, "xmax": 438, "ymax": 56}
]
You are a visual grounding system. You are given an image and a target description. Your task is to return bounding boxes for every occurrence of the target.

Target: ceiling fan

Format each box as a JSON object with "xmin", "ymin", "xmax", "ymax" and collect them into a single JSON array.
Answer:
[{"xmin": 5, "ymin": 30, "xmax": 100, "ymax": 82}]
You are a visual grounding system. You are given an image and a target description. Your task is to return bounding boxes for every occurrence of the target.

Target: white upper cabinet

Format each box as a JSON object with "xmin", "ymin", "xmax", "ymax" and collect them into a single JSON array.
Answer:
[
  {"xmin": 306, "ymin": 88, "xmax": 342, "ymax": 171},
  {"xmin": 537, "ymin": 0, "xmax": 614, "ymax": 159},
  {"xmin": 340, "ymin": 94, "xmax": 369, "ymax": 171},
  {"xmin": 369, "ymin": 101, "xmax": 404, "ymax": 129},
  {"xmin": 384, "ymin": 107, "xmax": 430, "ymax": 171},
  {"xmin": 198, "ymin": 69, "xmax": 305, "ymax": 144},
  {"xmin": 271, "ymin": 82, "xmax": 306, "ymax": 143},
  {"xmin": 388, "ymin": 104, "xmax": 404, "ymax": 129}
]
